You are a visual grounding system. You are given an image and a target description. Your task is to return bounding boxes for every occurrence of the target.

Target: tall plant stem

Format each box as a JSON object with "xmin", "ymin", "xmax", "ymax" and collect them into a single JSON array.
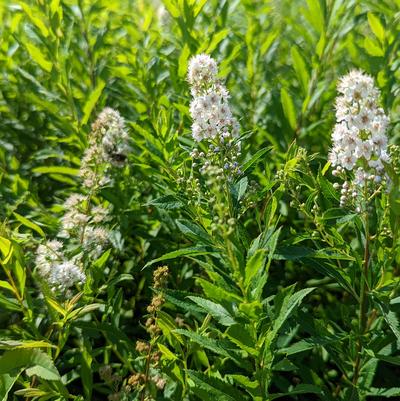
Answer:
[
  {"xmin": 140, "ymin": 341, "xmax": 153, "ymax": 401},
  {"xmin": 352, "ymin": 209, "xmax": 370, "ymax": 387}
]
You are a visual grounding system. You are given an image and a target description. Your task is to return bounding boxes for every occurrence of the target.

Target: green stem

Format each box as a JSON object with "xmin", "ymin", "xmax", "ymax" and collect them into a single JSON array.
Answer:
[
  {"xmin": 140, "ymin": 340, "xmax": 154, "ymax": 401},
  {"xmin": 352, "ymin": 209, "xmax": 370, "ymax": 387}
]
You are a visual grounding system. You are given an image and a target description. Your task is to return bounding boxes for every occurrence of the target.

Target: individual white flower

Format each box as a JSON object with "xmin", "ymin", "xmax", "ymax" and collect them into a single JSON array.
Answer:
[
  {"xmin": 354, "ymin": 168, "xmax": 367, "ymax": 187},
  {"xmin": 341, "ymin": 152, "xmax": 357, "ymax": 170},
  {"xmin": 380, "ymin": 149, "xmax": 390, "ymax": 163}
]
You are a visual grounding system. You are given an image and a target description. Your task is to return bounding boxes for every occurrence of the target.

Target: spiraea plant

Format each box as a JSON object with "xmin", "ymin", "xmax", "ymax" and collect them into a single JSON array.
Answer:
[
  {"xmin": 280, "ymin": 71, "xmax": 400, "ymax": 400},
  {"xmin": 0, "ymin": 107, "xmax": 140, "ymax": 401},
  {"xmin": 35, "ymin": 107, "xmax": 130, "ymax": 298},
  {"xmin": 141, "ymin": 54, "xmax": 320, "ymax": 401},
  {"xmin": 2, "ymin": 1, "xmax": 400, "ymax": 401}
]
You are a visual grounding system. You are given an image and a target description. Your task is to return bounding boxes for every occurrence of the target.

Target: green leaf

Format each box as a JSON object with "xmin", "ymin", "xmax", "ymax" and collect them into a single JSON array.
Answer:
[
  {"xmin": 0, "ymin": 371, "xmax": 21, "ymax": 401},
  {"xmin": 244, "ymin": 249, "xmax": 267, "ymax": 289},
  {"xmin": 143, "ymin": 246, "xmax": 215, "ymax": 269},
  {"xmin": 147, "ymin": 194, "xmax": 184, "ymax": 210},
  {"xmin": 82, "ymin": 80, "xmax": 106, "ymax": 125},
  {"xmin": 193, "ymin": 0, "xmax": 208, "ymax": 17},
  {"xmin": 367, "ymin": 388, "xmax": 400, "ymax": 397},
  {"xmin": 20, "ymin": 3, "xmax": 49, "ymax": 37},
  {"xmin": 269, "ymin": 384, "xmax": 322, "ymax": 400},
  {"xmin": 188, "ymin": 296, "xmax": 236, "ymax": 326},
  {"xmin": 67, "ymin": 303, "xmax": 102, "ymax": 321},
  {"xmin": 242, "ymin": 147, "xmax": 272, "ymax": 172},
  {"xmin": 232, "ymin": 177, "xmax": 248, "ymax": 203},
  {"xmin": 367, "ymin": 13, "xmax": 385, "ymax": 42},
  {"xmin": 373, "ymin": 354, "xmax": 400, "ymax": 366},
  {"xmin": 0, "ymin": 280, "xmax": 14, "ymax": 295},
  {"xmin": 157, "ymin": 343, "xmax": 178, "ymax": 361},
  {"xmin": 247, "ymin": 228, "xmax": 280, "ymax": 300},
  {"xmin": 0, "ymin": 340, "xmax": 56, "ymax": 350},
  {"xmin": 13, "ymin": 212, "xmax": 45, "ymax": 237},
  {"xmin": 93, "ymin": 249, "xmax": 112, "ymax": 269},
  {"xmin": 364, "ymin": 37, "xmax": 384, "ymax": 57},
  {"xmin": 46, "ymin": 297, "xmax": 67, "ymax": 317},
  {"xmin": 0, "ymin": 294, "xmax": 21, "ymax": 312},
  {"xmin": 226, "ymin": 324, "xmax": 257, "ymax": 356},
  {"xmin": 80, "ymin": 340, "xmax": 93, "ymax": 400},
  {"xmin": 291, "ymin": 46, "xmax": 309, "ymax": 94},
  {"xmin": 197, "ymin": 278, "xmax": 242, "ymax": 303},
  {"xmin": 280, "ymin": 87, "xmax": 297, "ymax": 130},
  {"xmin": 188, "ymin": 370, "xmax": 245, "ymax": 401},
  {"xmin": 24, "ymin": 42, "xmax": 52, "ymax": 72},
  {"xmin": 164, "ymin": 289, "xmax": 205, "ymax": 314},
  {"xmin": 206, "ymin": 29, "xmax": 230, "ymax": 53},
  {"xmin": 0, "ymin": 237, "xmax": 12, "ymax": 263},
  {"xmin": 176, "ymin": 219, "xmax": 213, "ymax": 244},
  {"xmin": 273, "ymin": 287, "xmax": 315, "ymax": 334},
  {"xmin": 375, "ymin": 300, "xmax": 400, "ymax": 341},
  {"xmin": 0, "ymin": 349, "xmax": 60, "ymax": 381},
  {"xmin": 305, "ymin": 0, "xmax": 324, "ymax": 33},
  {"xmin": 50, "ymin": 0, "xmax": 61, "ymax": 15},
  {"xmin": 279, "ymin": 334, "xmax": 344, "ymax": 356},
  {"xmin": 25, "ymin": 365, "xmax": 58, "ymax": 381},
  {"xmin": 32, "ymin": 166, "xmax": 79, "ymax": 176},
  {"xmin": 162, "ymin": 0, "xmax": 180, "ymax": 18},
  {"xmin": 106, "ymin": 273, "xmax": 133, "ymax": 287},
  {"xmin": 178, "ymin": 44, "xmax": 191, "ymax": 78},
  {"xmin": 273, "ymin": 358, "xmax": 297, "ymax": 371},
  {"xmin": 174, "ymin": 329, "xmax": 243, "ymax": 365},
  {"xmin": 13, "ymin": 388, "xmax": 49, "ymax": 397}
]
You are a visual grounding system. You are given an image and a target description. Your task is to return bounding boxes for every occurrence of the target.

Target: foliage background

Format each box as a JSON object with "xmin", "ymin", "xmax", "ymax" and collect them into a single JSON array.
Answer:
[{"xmin": 1, "ymin": 0, "xmax": 400, "ymax": 400}]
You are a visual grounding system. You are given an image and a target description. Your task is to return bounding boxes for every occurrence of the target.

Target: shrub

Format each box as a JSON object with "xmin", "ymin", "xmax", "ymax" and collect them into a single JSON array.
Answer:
[{"xmin": 1, "ymin": 1, "xmax": 400, "ymax": 401}]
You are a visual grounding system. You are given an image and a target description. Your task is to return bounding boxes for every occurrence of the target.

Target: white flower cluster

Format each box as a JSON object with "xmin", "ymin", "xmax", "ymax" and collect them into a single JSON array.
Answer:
[
  {"xmin": 60, "ymin": 194, "xmax": 89, "ymax": 235},
  {"xmin": 80, "ymin": 108, "xmax": 131, "ymax": 189},
  {"xmin": 36, "ymin": 194, "xmax": 112, "ymax": 294},
  {"xmin": 60, "ymin": 193, "xmax": 111, "ymax": 257},
  {"xmin": 35, "ymin": 110, "xmax": 127, "ymax": 296},
  {"xmin": 187, "ymin": 54, "xmax": 242, "ymax": 180},
  {"xmin": 188, "ymin": 54, "xmax": 219, "ymax": 93},
  {"xmin": 188, "ymin": 54, "xmax": 240, "ymax": 143},
  {"xmin": 82, "ymin": 226, "xmax": 109, "ymax": 258},
  {"xmin": 329, "ymin": 70, "xmax": 390, "ymax": 207},
  {"xmin": 35, "ymin": 240, "xmax": 85, "ymax": 293}
]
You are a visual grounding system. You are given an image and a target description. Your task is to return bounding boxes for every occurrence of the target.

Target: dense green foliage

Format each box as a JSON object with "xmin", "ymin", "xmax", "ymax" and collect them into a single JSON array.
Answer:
[{"xmin": 1, "ymin": 0, "xmax": 400, "ymax": 400}]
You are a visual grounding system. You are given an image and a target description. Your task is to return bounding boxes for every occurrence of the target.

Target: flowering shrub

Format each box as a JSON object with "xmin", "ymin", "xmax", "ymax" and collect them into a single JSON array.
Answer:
[{"xmin": 1, "ymin": 1, "xmax": 400, "ymax": 401}]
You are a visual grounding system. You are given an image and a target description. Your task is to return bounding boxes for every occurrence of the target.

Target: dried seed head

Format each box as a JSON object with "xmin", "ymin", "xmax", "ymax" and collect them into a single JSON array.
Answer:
[
  {"xmin": 99, "ymin": 365, "xmax": 112, "ymax": 381},
  {"xmin": 135, "ymin": 340, "xmax": 150, "ymax": 354},
  {"xmin": 147, "ymin": 294, "xmax": 165, "ymax": 313},
  {"xmin": 153, "ymin": 266, "xmax": 169, "ymax": 289},
  {"xmin": 152, "ymin": 375, "xmax": 166, "ymax": 390},
  {"xmin": 128, "ymin": 373, "xmax": 146, "ymax": 388}
]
